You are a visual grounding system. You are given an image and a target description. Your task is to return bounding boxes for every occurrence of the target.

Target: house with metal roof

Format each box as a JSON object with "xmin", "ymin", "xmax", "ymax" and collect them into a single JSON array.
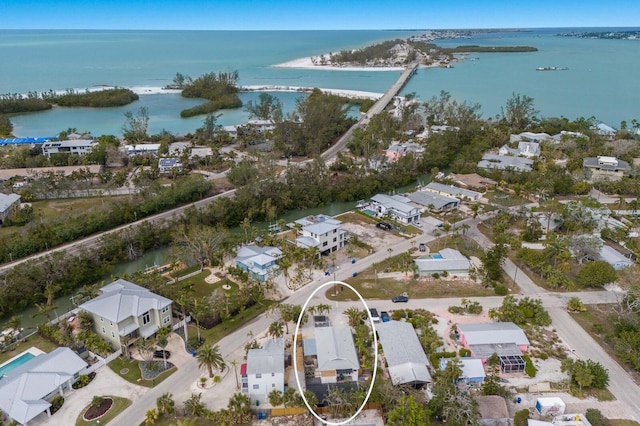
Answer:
[
  {"xmin": 78, "ymin": 279, "xmax": 172, "ymax": 353},
  {"xmin": 158, "ymin": 157, "xmax": 183, "ymax": 174},
  {"xmin": 0, "ymin": 193, "xmax": 21, "ymax": 223},
  {"xmin": 509, "ymin": 132, "xmax": 551, "ymax": 144},
  {"xmin": 241, "ymin": 338, "xmax": 284, "ymax": 404},
  {"xmin": 424, "ymin": 182, "xmax": 482, "ymax": 201},
  {"xmin": 414, "ymin": 248, "xmax": 473, "ymax": 277},
  {"xmin": 125, "ymin": 143, "xmax": 161, "ymax": 156},
  {"xmin": 0, "ymin": 347, "xmax": 87, "ymax": 425},
  {"xmin": 407, "ymin": 191, "xmax": 459, "ymax": 213},
  {"xmin": 583, "ymin": 156, "xmax": 630, "ymax": 182},
  {"xmin": 234, "ymin": 244, "xmax": 283, "ymax": 282},
  {"xmin": 304, "ymin": 326, "xmax": 359, "ymax": 385},
  {"xmin": 295, "ymin": 215, "xmax": 346, "ymax": 255},
  {"xmin": 457, "ymin": 322, "xmax": 529, "ymax": 372},
  {"xmin": 478, "ymin": 154, "xmax": 534, "ymax": 172},
  {"xmin": 370, "ymin": 194, "xmax": 421, "ymax": 224},
  {"xmin": 376, "ymin": 321, "xmax": 432, "ymax": 387}
]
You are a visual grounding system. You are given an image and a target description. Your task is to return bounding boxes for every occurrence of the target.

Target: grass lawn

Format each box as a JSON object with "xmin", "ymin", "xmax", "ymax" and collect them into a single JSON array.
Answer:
[
  {"xmin": 179, "ymin": 270, "xmax": 239, "ymax": 300},
  {"xmin": 191, "ymin": 300, "xmax": 276, "ymax": 345},
  {"xmin": 610, "ymin": 420, "xmax": 640, "ymax": 426},
  {"xmin": 0, "ymin": 332, "xmax": 58, "ymax": 364},
  {"xmin": 336, "ymin": 210, "xmax": 379, "ymax": 225},
  {"xmin": 75, "ymin": 396, "xmax": 132, "ymax": 426},
  {"xmin": 485, "ymin": 190, "xmax": 529, "ymax": 207},
  {"xmin": 108, "ymin": 357, "xmax": 176, "ymax": 388}
]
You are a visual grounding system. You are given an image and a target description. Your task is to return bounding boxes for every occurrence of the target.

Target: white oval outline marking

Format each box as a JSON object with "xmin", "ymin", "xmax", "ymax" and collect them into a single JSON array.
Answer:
[{"xmin": 293, "ymin": 280, "xmax": 378, "ymax": 426}]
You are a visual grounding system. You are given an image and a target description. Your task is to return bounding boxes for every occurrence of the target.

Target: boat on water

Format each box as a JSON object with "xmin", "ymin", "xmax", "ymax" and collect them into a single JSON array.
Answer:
[{"xmin": 536, "ymin": 66, "xmax": 569, "ymax": 71}]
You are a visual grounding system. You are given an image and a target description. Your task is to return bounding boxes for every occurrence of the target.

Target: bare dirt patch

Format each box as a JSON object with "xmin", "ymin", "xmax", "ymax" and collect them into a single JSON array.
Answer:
[{"xmin": 341, "ymin": 222, "xmax": 405, "ymax": 251}]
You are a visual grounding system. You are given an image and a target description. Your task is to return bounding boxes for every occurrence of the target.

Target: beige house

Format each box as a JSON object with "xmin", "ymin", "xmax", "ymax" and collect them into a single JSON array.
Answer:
[{"xmin": 79, "ymin": 279, "xmax": 172, "ymax": 352}]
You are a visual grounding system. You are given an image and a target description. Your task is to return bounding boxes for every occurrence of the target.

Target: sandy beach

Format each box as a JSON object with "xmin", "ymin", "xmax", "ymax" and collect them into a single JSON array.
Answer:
[
  {"xmin": 241, "ymin": 85, "xmax": 383, "ymax": 100},
  {"xmin": 273, "ymin": 55, "xmax": 405, "ymax": 72}
]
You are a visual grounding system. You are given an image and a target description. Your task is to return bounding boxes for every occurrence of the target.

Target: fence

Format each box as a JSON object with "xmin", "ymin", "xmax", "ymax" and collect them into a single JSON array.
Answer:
[
  {"xmin": 79, "ymin": 348, "xmax": 122, "ymax": 375},
  {"xmin": 266, "ymin": 402, "xmax": 383, "ymax": 418},
  {"xmin": 172, "ymin": 316, "xmax": 191, "ymax": 332}
]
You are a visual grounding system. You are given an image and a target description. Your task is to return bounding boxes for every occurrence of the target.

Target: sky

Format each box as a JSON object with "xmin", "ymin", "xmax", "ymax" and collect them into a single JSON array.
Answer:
[{"xmin": 2, "ymin": 0, "xmax": 640, "ymax": 30}]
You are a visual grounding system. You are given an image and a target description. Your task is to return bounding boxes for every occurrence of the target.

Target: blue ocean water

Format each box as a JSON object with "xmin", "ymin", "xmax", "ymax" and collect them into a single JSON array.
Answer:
[{"xmin": 2, "ymin": 29, "xmax": 639, "ymax": 137}]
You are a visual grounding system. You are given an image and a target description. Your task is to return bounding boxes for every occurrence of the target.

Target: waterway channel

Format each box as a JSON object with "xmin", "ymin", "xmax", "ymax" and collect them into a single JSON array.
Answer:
[{"xmin": 1, "ymin": 174, "xmax": 427, "ymax": 332}]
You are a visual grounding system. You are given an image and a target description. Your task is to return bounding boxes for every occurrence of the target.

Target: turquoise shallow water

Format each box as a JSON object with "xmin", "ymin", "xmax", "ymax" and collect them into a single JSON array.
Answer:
[{"xmin": 2, "ymin": 28, "xmax": 639, "ymax": 136}]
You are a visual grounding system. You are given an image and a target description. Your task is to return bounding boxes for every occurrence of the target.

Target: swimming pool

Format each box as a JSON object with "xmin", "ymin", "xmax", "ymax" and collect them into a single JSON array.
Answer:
[
  {"xmin": 362, "ymin": 209, "xmax": 375, "ymax": 217},
  {"xmin": 0, "ymin": 352, "xmax": 35, "ymax": 379},
  {"xmin": 431, "ymin": 254, "xmax": 443, "ymax": 259}
]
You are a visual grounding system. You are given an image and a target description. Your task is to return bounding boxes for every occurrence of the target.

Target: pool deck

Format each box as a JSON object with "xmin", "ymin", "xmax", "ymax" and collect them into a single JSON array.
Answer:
[{"xmin": 0, "ymin": 346, "xmax": 45, "ymax": 371}]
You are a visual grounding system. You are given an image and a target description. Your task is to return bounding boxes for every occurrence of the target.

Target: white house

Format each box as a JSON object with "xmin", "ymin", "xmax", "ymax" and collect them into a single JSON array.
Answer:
[
  {"xmin": 125, "ymin": 143, "xmax": 161, "ymax": 156},
  {"xmin": 583, "ymin": 156, "xmax": 630, "ymax": 182},
  {"xmin": 0, "ymin": 348, "xmax": 87, "ymax": 425},
  {"xmin": 424, "ymin": 182, "xmax": 482, "ymax": 201},
  {"xmin": 598, "ymin": 245, "xmax": 633, "ymax": 270},
  {"xmin": 478, "ymin": 154, "xmax": 534, "ymax": 172},
  {"xmin": 78, "ymin": 279, "xmax": 173, "ymax": 352},
  {"xmin": 498, "ymin": 141, "xmax": 540, "ymax": 158},
  {"xmin": 158, "ymin": 158, "xmax": 183, "ymax": 174},
  {"xmin": 295, "ymin": 215, "xmax": 346, "ymax": 255},
  {"xmin": 414, "ymin": 248, "xmax": 473, "ymax": 277},
  {"xmin": 509, "ymin": 132, "xmax": 550, "ymax": 144},
  {"xmin": 241, "ymin": 338, "xmax": 284, "ymax": 404},
  {"xmin": 370, "ymin": 194, "xmax": 421, "ymax": 224},
  {"xmin": 376, "ymin": 321, "xmax": 432, "ymax": 386},
  {"xmin": 41, "ymin": 139, "xmax": 95, "ymax": 157},
  {"xmin": 407, "ymin": 191, "xmax": 459, "ymax": 213}
]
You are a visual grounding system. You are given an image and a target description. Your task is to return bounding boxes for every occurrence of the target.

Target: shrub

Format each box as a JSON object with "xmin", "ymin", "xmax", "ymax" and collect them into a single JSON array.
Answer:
[
  {"xmin": 448, "ymin": 306, "xmax": 464, "ymax": 314},
  {"xmin": 50, "ymin": 395, "xmax": 65, "ymax": 414},
  {"xmin": 72, "ymin": 372, "xmax": 96, "ymax": 389},
  {"xmin": 432, "ymin": 272, "xmax": 440, "ymax": 279},
  {"xmin": 585, "ymin": 408, "xmax": 609, "ymax": 426},
  {"xmin": 523, "ymin": 355, "xmax": 537, "ymax": 377},
  {"xmin": 514, "ymin": 409, "xmax": 530, "ymax": 426},
  {"xmin": 539, "ymin": 352, "xmax": 549, "ymax": 360},
  {"xmin": 459, "ymin": 348, "xmax": 471, "ymax": 357},
  {"xmin": 429, "ymin": 351, "xmax": 456, "ymax": 368},
  {"xmin": 494, "ymin": 285, "xmax": 509, "ymax": 296},
  {"xmin": 442, "ymin": 271, "xmax": 449, "ymax": 277}
]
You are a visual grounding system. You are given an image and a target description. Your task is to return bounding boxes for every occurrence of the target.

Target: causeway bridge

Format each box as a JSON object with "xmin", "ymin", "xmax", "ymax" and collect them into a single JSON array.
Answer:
[{"xmin": 321, "ymin": 61, "xmax": 419, "ymax": 161}]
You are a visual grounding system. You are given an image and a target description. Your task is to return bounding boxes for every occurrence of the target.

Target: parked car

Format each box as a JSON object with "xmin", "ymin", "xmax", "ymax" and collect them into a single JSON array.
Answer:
[
  {"xmin": 369, "ymin": 308, "xmax": 380, "ymax": 323},
  {"xmin": 154, "ymin": 350, "xmax": 171, "ymax": 359},
  {"xmin": 376, "ymin": 221, "xmax": 392, "ymax": 230},
  {"xmin": 419, "ymin": 243, "xmax": 426, "ymax": 252},
  {"xmin": 392, "ymin": 294, "xmax": 409, "ymax": 303},
  {"xmin": 380, "ymin": 311, "xmax": 390, "ymax": 322},
  {"xmin": 414, "ymin": 221, "xmax": 422, "ymax": 227}
]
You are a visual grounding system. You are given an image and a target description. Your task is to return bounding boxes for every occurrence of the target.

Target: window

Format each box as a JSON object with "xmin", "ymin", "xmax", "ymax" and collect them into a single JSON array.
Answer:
[
  {"xmin": 323, "ymin": 242, "xmax": 328, "ymax": 247},
  {"xmin": 253, "ymin": 384, "xmax": 259, "ymax": 390},
  {"xmin": 110, "ymin": 321, "xmax": 113, "ymax": 326},
  {"xmin": 111, "ymin": 331, "xmax": 115, "ymax": 338},
  {"xmin": 333, "ymin": 237, "xmax": 337, "ymax": 243},
  {"xmin": 163, "ymin": 316, "xmax": 171, "ymax": 325},
  {"xmin": 271, "ymin": 373, "xmax": 275, "ymax": 376},
  {"xmin": 101, "ymin": 326, "xmax": 106, "ymax": 334},
  {"xmin": 255, "ymin": 373, "xmax": 262, "ymax": 378},
  {"xmin": 162, "ymin": 306, "xmax": 169, "ymax": 313},
  {"xmin": 142, "ymin": 311, "xmax": 151, "ymax": 325},
  {"xmin": 272, "ymin": 383, "xmax": 275, "ymax": 387},
  {"xmin": 100, "ymin": 317, "xmax": 103, "ymax": 322}
]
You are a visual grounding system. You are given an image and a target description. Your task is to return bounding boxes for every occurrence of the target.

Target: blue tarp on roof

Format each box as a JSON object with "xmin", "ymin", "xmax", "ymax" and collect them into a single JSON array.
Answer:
[{"xmin": 0, "ymin": 137, "xmax": 53, "ymax": 145}]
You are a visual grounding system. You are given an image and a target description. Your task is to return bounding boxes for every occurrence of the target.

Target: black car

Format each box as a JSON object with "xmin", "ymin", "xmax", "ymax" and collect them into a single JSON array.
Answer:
[
  {"xmin": 376, "ymin": 222, "xmax": 392, "ymax": 230},
  {"xmin": 154, "ymin": 350, "xmax": 171, "ymax": 359},
  {"xmin": 392, "ymin": 295, "xmax": 409, "ymax": 303}
]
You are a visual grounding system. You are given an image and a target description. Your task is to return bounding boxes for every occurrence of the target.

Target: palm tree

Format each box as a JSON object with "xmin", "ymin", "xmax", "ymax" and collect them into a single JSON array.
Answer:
[
  {"xmin": 33, "ymin": 302, "xmax": 57, "ymax": 322},
  {"xmin": 343, "ymin": 307, "xmax": 366, "ymax": 328},
  {"xmin": 7, "ymin": 315, "xmax": 22, "ymax": 339},
  {"xmin": 156, "ymin": 326, "xmax": 171, "ymax": 369},
  {"xmin": 241, "ymin": 216, "xmax": 252, "ymax": 244},
  {"xmin": 156, "ymin": 392, "xmax": 175, "ymax": 416},
  {"xmin": 230, "ymin": 359, "xmax": 240, "ymax": 390},
  {"xmin": 183, "ymin": 393, "xmax": 207, "ymax": 417},
  {"xmin": 268, "ymin": 321, "xmax": 284, "ymax": 339},
  {"xmin": 191, "ymin": 297, "xmax": 208, "ymax": 343},
  {"xmin": 145, "ymin": 408, "xmax": 159, "ymax": 424},
  {"xmin": 177, "ymin": 294, "xmax": 191, "ymax": 342},
  {"xmin": 44, "ymin": 283, "xmax": 60, "ymax": 306},
  {"xmin": 197, "ymin": 344, "xmax": 225, "ymax": 378}
]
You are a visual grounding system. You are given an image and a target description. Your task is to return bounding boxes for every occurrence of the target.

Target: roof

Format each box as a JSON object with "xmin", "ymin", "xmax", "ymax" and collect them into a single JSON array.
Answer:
[
  {"xmin": 449, "ymin": 173, "xmax": 497, "ymax": 189},
  {"xmin": 476, "ymin": 395, "xmax": 510, "ymax": 420},
  {"xmin": 510, "ymin": 132, "xmax": 550, "ymax": 143},
  {"xmin": 425, "ymin": 182, "xmax": 481, "ymax": 199},
  {"xmin": 158, "ymin": 158, "xmax": 180, "ymax": 167},
  {"xmin": 440, "ymin": 357, "xmax": 486, "ymax": 380},
  {"xmin": 314, "ymin": 327, "xmax": 359, "ymax": 372},
  {"xmin": 126, "ymin": 143, "xmax": 161, "ymax": 153},
  {"xmin": 0, "ymin": 193, "xmax": 21, "ymax": 212},
  {"xmin": 235, "ymin": 245, "xmax": 282, "ymax": 267},
  {"xmin": 376, "ymin": 321, "xmax": 431, "ymax": 385},
  {"xmin": 304, "ymin": 221, "xmax": 340, "ymax": 235},
  {"xmin": 247, "ymin": 338, "xmax": 284, "ymax": 375},
  {"xmin": 599, "ymin": 245, "xmax": 633, "ymax": 269},
  {"xmin": 468, "ymin": 343, "xmax": 523, "ymax": 358},
  {"xmin": 458, "ymin": 322, "xmax": 529, "ymax": 346},
  {"xmin": 407, "ymin": 191, "xmax": 458, "ymax": 210},
  {"xmin": 478, "ymin": 154, "xmax": 534, "ymax": 172},
  {"xmin": 415, "ymin": 248, "xmax": 472, "ymax": 273},
  {"xmin": 371, "ymin": 193, "xmax": 418, "ymax": 215},
  {"xmin": 0, "ymin": 348, "xmax": 87, "ymax": 425},
  {"xmin": 79, "ymin": 279, "xmax": 172, "ymax": 324},
  {"xmin": 296, "ymin": 236, "xmax": 320, "ymax": 248},
  {"xmin": 583, "ymin": 156, "xmax": 630, "ymax": 171},
  {"xmin": 42, "ymin": 139, "xmax": 95, "ymax": 148}
]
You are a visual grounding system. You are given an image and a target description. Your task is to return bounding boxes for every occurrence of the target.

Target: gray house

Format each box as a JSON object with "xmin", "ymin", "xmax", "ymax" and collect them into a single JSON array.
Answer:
[
  {"xmin": 376, "ymin": 321, "xmax": 432, "ymax": 386},
  {"xmin": 0, "ymin": 193, "xmax": 21, "ymax": 223},
  {"xmin": 415, "ymin": 248, "xmax": 473, "ymax": 277}
]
